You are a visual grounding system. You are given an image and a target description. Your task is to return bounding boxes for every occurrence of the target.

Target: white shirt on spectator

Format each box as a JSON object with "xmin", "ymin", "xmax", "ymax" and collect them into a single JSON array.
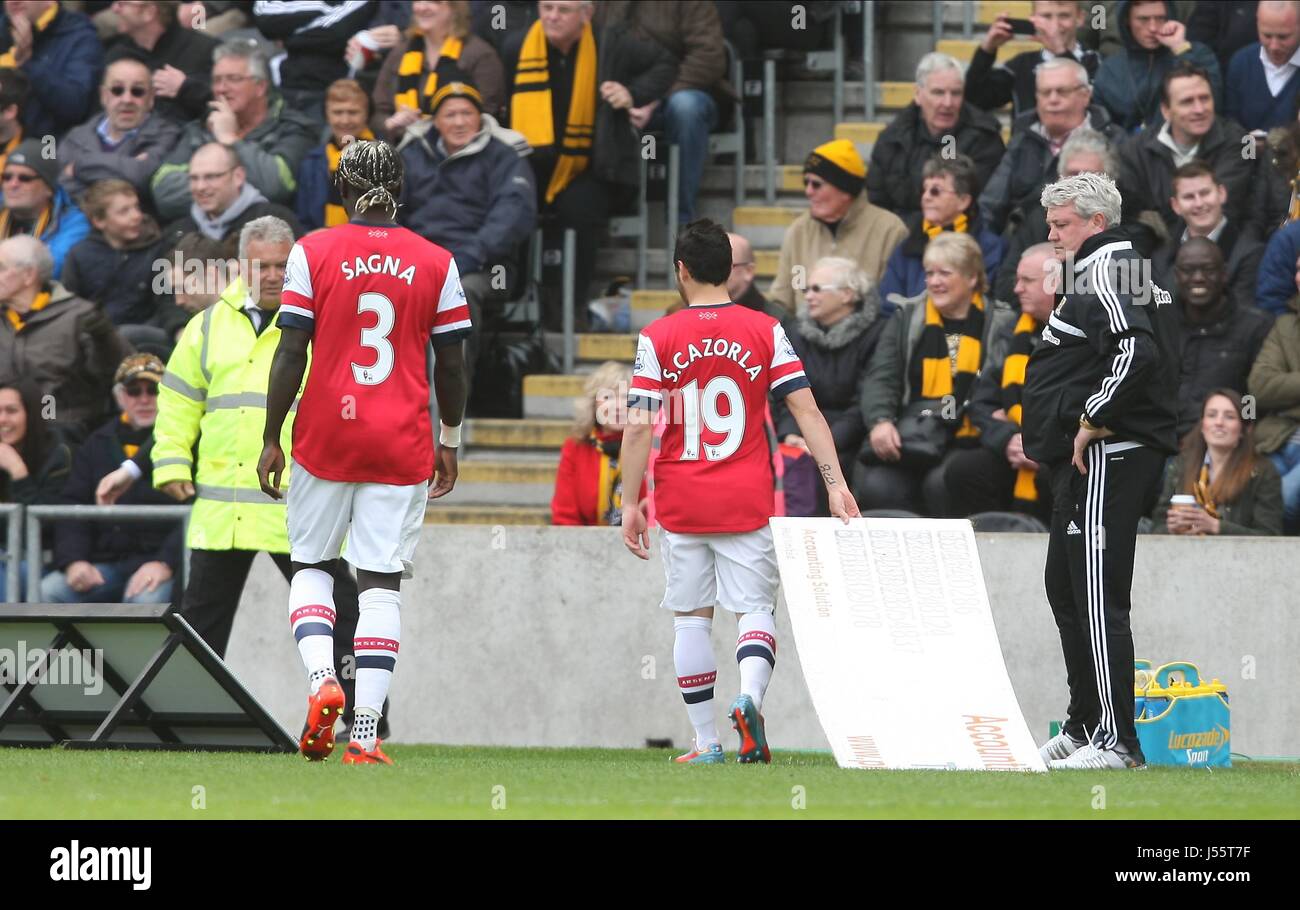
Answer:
[{"xmin": 1261, "ymin": 44, "xmax": 1300, "ymax": 96}]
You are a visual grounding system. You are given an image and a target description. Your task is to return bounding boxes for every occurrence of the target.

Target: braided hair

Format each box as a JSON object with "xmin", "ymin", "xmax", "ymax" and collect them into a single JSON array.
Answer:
[{"xmin": 335, "ymin": 138, "xmax": 404, "ymax": 219}]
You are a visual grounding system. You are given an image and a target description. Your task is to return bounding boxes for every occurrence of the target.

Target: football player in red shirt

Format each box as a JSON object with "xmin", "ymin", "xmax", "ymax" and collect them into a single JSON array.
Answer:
[
  {"xmin": 621, "ymin": 219, "xmax": 859, "ymax": 764},
  {"xmin": 258, "ymin": 139, "xmax": 470, "ymax": 766}
]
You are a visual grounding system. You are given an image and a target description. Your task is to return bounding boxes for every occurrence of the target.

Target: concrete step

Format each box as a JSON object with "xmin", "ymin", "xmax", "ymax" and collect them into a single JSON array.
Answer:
[
  {"xmin": 542, "ymin": 332, "xmax": 636, "ymax": 363},
  {"xmin": 523, "ymin": 373, "xmax": 585, "ymax": 419},
  {"xmin": 755, "ymin": 248, "xmax": 779, "ymax": 279},
  {"xmin": 463, "ymin": 418, "xmax": 569, "ymax": 449},
  {"xmin": 424, "ymin": 503, "xmax": 551, "ymax": 526},
  {"xmin": 631, "ymin": 289, "xmax": 680, "ymax": 330},
  {"xmin": 732, "ymin": 205, "xmax": 802, "ymax": 252},
  {"xmin": 936, "ymin": 37, "xmax": 1040, "ymax": 65},
  {"xmin": 454, "ymin": 456, "xmax": 559, "ymax": 506},
  {"xmin": 976, "ymin": 0, "xmax": 1033, "ymax": 24},
  {"xmin": 699, "ymin": 164, "xmax": 812, "ymax": 197},
  {"xmin": 834, "ymin": 121, "xmax": 887, "ymax": 160}
]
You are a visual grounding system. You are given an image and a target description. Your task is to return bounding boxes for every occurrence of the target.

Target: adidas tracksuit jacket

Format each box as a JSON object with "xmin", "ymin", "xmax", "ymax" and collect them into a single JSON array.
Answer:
[{"xmin": 1022, "ymin": 228, "xmax": 1179, "ymax": 759}]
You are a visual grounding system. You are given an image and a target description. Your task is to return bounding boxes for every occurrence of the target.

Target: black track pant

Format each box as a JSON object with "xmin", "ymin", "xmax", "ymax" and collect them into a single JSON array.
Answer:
[{"xmin": 1044, "ymin": 442, "xmax": 1165, "ymax": 758}]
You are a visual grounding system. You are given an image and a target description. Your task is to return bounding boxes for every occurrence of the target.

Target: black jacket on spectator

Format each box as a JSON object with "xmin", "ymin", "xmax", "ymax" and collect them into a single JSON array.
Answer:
[
  {"xmin": 1186, "ymin": 0, "xmax": 1260, "ymax": 77},
  {"xmin": 978, "ymin": 105, "xmax": 1124, "ymax": 234},
  {"xmin": 1149, "ymin": 454, "xmax": 1283, "ymax": 535},
  {"xmin": 104, "ymin": 23, "xmax": 220, "ymax": 122},
  {"xmin": 161, "ymin": 201, "xmax": 304, "ymax": 255},
  {"xmin": 1172, "ymin": 293, "xmax": 1273, "ymax": 437},
  {"xmin": 252, "ymin": 0, "xmax": 376, "ymax": 95},
  {"xmin": 0, "ymin": 430, "xmax": 71, "ymax": 506},
  {"xmin": 1116, "ymin": 116, "xmax": 1254, "ymax": 233},
  {"xmin": 0, "ymin": 4, "xmax": 103, "ymax": 139},
  {"xmin": 527, "ymin": 18, "xmax": 676, "ymax": 196},
  {"xmin": 61, "ymin": 220, "xmax": 171, "ymax": 327},
  {"xmin": 772, "ymin": 307, "xmax": 886, "ymax": 477},
  {"xmin": 866, "ymin": 102, "xmax": 1005, "ymax": 222},
  {"xmin": 51, "ymin": 417, "xmax": 183, "ymax": 576},
  {"xmin": 964, "ymin": 45, "xmax": 1101, "ymax": 121},
  {"xmin": 1151, "ymin": 220, "xmax": 1265, "ymax": 312},
  {"xmin": 1253, "ymin": 150, "xmax": 1292, "ymax": 241}
]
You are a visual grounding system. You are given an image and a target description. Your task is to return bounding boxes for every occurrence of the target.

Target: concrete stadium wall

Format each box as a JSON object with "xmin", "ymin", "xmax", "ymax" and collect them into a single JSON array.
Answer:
[{"xmin": 226, "ymin": 528, "xmax": 1300, "ymax": 759}]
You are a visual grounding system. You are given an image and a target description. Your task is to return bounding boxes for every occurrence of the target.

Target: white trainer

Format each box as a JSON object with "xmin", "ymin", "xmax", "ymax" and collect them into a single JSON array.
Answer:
[
  {"xmin": 1050, "ymin": 742, "xmax": 1145, "ymax": 770},
  {"xmin": 1039, "ymin": 730, "xmax": 1086, "ymax": 764}
]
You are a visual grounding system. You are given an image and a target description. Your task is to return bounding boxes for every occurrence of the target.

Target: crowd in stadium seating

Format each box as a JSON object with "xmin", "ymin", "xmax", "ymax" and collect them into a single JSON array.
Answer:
[{"xmin": 0, "ymin": 1, "xmax": 1295, "ymax": 565}]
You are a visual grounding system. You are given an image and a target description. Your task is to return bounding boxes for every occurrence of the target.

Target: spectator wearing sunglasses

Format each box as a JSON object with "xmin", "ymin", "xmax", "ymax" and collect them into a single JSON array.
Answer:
[
  {"xmin": 42, "ymin": 352, "xmax": 184, "ymax": 606},
  {"xmin": 767, "ymin": 138, "xmax": 907, "ymax": 315},
  {"xmin": 0, "ymin": 138, "xmax": 90, "ymax": 280},
  {"xmin": 104, "ymin": 0, "xmax": 219, "ymax": 123},
  {"xmin": 59, "ymin": 57, "xmax": 183, "ymax": 204}
]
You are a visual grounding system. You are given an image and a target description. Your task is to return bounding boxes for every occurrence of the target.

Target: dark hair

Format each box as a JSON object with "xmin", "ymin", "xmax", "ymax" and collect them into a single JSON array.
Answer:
[
  {"xmin": 1177, "ymin": 387, "xmax": 1258, "ymax": 506},
  {"xmin": 0, "ymin": 378, "xmax": 55, "ymax": 486},
  {"xmin": 1161, "ymin": 60, "xmax": 1213, "ymax": 107},
  {"xmin": 1170, "ymin": 158, "xmax": 1218, "ymax": 191},
  {"xmin": 921, "ymin": 153, "xmax": 980, "ymax": 202},
  {"xmin": 336, "ymin": 139, "xmax": 403, "ymax": 218},
  {"xmin": 172, "ymin": 231, "xmax": 228, "ymax": 264},
  {"xmin": 0, "ymin": 68, "xmax": 28, "ymax": 116},
  {"xmin": 673, "ymin": 218, "xmax": 731, "ymax": 286}
]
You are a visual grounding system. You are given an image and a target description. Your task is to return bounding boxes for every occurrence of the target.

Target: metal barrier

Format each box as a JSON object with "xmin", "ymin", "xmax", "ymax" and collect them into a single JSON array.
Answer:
[
  {"xmin": 863, "ymin": 0, "xmax": 876, "ymax": 123},
  {"xmin": 0, "ymin": 503, "xmax": 20, "ymax": 603},
  {"xmin": 24, "ymin": 504, "xmax": 191, "ymax": 603}
]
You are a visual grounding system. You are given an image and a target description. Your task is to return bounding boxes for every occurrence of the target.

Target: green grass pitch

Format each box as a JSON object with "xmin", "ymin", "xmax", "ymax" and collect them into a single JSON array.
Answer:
[{"xmin": 1, "ymin": 746, "xmax": 1297, "ymax": 819}]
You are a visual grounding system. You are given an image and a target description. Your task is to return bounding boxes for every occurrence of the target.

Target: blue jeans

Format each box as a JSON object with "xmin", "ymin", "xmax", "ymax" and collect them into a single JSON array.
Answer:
[
  {"xmin": 0, "ymin": 559, "xmax": 30, "ymax": 602},
  {"xmin": 1269, "ymin": 441, "xmax": 1300, "ymax": 533},
  {"xmin": 41, "ymin": 562, "xmax": 174, "ymax": 604},
  {"xmin": 650, "ymin": 88, "xmax": 719, "ymax": 224}
]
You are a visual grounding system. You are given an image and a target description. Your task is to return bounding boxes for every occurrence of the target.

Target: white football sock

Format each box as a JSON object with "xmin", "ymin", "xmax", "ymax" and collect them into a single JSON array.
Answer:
[
  {"xmin": 288, "ymin": 568, "xmax": 336, "ymax": 694},
  {"xmin": 673, "ymin": 615, "xmax": 718, "ymax": 749},
  {"xmin": 736, "ymin": 612, "xmax": 777, "ymax": 711},
  {"xmin": 353, "ymin": 587, "xmax": 400, "ymax": 749}
]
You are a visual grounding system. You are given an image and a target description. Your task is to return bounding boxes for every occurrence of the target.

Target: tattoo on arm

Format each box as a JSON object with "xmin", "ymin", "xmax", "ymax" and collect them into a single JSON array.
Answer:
[{"xmin": 819, "ymin": 463, "xmax": 837, "ymax": 486}]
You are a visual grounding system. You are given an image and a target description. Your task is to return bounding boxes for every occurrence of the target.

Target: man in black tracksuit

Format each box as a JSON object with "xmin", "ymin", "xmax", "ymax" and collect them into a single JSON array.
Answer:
[{"xmin": 1022, "ymin": 173, "xmax": 1179, "ymax": 769}]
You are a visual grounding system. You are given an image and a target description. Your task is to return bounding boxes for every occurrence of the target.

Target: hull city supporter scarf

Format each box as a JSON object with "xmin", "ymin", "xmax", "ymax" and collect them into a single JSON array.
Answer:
[
  {"xmin": 1193, "ymin": 455, "xmax": 1221, "ymax": 519},
  {"xmin": 0, "ymin": 204, "xmax": 51, "ymax": 246},
  {"xmin": 902, "ymin": 212, "xmax": 969, "ymax": 258},
  {"xmin": 511, "ymin": 19, "xmax": 596, "ymax": 204},
  {"xmin": 325, "ymin": 129, "xmax": 374, "ymax": 226},
  {"xmin": 592, "ymin": 430, "xmax": 624, "ymax": 525},
  {"xmin": 394, "ymin": 35, "xmax": 465, "ymax": 117},
  {"xmin": 999, "ymin": 312, "xmax": 1042, "ymax": 503},
  {"xmin": 917, "ymin": 291, "xmax": 985, "ymax": 440},
  {"xmin": 3, "ymin": 290, "xmax": 50, "ymax": 333}
]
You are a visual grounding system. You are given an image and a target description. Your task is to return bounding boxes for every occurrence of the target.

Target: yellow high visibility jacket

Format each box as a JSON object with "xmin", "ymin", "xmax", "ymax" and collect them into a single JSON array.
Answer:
[{"xmin": 153, "ymin": 276, "xmax": 303, "ymax": 552}]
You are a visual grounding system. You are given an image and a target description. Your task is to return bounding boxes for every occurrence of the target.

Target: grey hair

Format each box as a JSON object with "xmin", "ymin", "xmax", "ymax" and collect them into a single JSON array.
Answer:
[
  {"xmin": 213, "ymin": 38, "xmax": 270, "ymax": 83},
  {"xmin": 1040, "ymin": 172, "xmax": 1123, "ymax": 227},
  {"xmin": 1035, "ymin": 56, "xmax": 1090, "ymax": 90},
  {"xmin": 238, "ymin": 216, "xmax": 295, "ymax": 260},
  {"xmin": 812, "ymin": 256, "xmax": 878, "ymax": 309},
  {"xmin": 3, "ymin": 235, "xmax": 53, "ymax": 285},
  {"xmin": 1058, "ymin": 128, "xmax": 1118, "ymax": 178},
  {"xmin": 915, "ymin": 51, "xmax": 965, "ymax": 89}
]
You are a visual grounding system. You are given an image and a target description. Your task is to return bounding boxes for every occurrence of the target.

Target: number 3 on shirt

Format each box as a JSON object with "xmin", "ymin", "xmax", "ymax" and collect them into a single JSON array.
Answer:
[
  {"xmin": 680, "ymin": 377, "xmax": 745, "ymax": 461},
  {"xmin": 352, "ymin": 292, "xmax": 394, "ymax": 385}
]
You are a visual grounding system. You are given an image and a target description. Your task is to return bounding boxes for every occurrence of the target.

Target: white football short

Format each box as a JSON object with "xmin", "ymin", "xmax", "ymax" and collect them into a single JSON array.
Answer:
[
  {"xmin": 658, "ymin": 526, "xmax": 778, "ymax": 614},
  {"xmin": 286, "ymin": 461, "xmax": 428, "ymax": 578}
]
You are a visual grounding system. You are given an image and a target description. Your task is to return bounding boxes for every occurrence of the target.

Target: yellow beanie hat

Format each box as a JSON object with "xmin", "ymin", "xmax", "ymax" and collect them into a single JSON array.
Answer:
[{"xmin": 804, "ymin": 138, "xmax": 866, "ymax": 196}]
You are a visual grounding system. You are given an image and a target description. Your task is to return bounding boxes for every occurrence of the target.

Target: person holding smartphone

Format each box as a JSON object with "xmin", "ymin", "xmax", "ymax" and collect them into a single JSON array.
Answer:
[{"xmin": 965, "ymin": 1, "xmax": 1101, "ymax": 120}]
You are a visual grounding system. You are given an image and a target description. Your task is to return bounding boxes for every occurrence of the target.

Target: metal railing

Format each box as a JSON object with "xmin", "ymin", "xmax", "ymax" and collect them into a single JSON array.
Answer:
[
  {"xmin": 0, "ymin": 504, "xmax": 20, "ymax": 603},
  {"xmin": 24, "ymin": 504, "xmax": 191, "ymax": 603}
]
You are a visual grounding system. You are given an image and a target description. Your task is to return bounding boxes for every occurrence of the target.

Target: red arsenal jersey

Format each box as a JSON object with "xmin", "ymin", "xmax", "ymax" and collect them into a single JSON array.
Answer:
[
  {"xmin": 629, "ymin": 302, "xmax": 809, "ymax": 533},
  {"xmin": 278, "ymin": 222, "xmax": 471, "ymax": 485}
]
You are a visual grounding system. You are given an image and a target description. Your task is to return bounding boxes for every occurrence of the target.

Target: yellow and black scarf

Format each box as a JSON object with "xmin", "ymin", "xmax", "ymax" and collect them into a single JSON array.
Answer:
[
  {"xmin": 0, "ymin": 204, "xmax": 52, "ymax": 246},
  {"xmin": 916, "ymin": 292, "xmax": 985, "ymax": 439},
  {"xmin": 511, "ymin": 19, "xmax": 596, "ymax": 203},
  {"xmin": 3, "ymin": 289, "xmax": 50, "ymax": 333},
  {"xmin": 1193, "ymin": 456, "xmax": 1221, "ymax": 519},
  {"xmin": 1000, "ymin": 312, "xmax": 1041, "ymax": 503},
  {"xmin": 394, "ymin": 34, "xmax": 465, "ymax": 116},
  {"xmin": 902, "ymin": 212, "xmax": 969, "ymax": 257},
  {"xmin": 922, "ymin": 212, "xmax": 968, "ymax": 239},
  {"xmin": 0, "ymin": 2, "xmax": 57, "ymax": 68},
  {"xmin": 592, "ymin": 430, "xmax": 624, "ymax": 525},
  {"xmin": 325, "ymin": 128, "xmax": 374, "ymax": 226}
]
